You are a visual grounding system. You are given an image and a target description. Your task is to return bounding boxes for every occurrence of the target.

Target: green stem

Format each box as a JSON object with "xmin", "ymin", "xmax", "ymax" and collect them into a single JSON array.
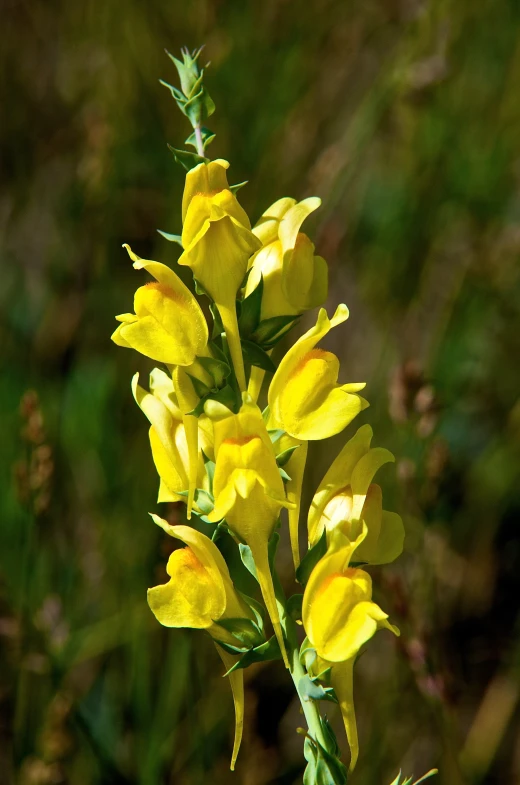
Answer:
[
  {"xmin": 285, "ymin": 614, "xmax": 328, "ymax": 749},
  {"xmin": 194, "ymin": 123, "xmax": 205, "ymax": 157}
]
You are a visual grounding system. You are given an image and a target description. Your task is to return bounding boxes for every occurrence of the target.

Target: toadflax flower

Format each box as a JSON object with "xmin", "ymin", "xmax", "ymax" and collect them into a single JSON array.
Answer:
[
  {"xmin": 308, "ymin": 424, "xmax": 405, "ymax": 565},
  {"xmin": 302, "ymin": 529, "xmax": 399, "ymax": 771},
  {"xmin": 179, "ymin": 160, "xmax": 261, "ymax": 391},
  {"xmin": 148, "ymin": 516, "xmax": 255, "ymax": 770},
  {"xmin": 246, "ymin": 196, "xmax": 328, "ymax": 320},
  {"xmin": 111, "ymin": 245, "xmax": 208, "ymax": 365},
  {"xmin": 131, "ymin": 369, "xmax": 213, "ymax": 513},
  {"xmin": 205, "ymin": 394, "xmax": 295, "ymax": 667},
  {"xmin": 268, "ymin": 304, "xmax": 368, "ymax": 441}
]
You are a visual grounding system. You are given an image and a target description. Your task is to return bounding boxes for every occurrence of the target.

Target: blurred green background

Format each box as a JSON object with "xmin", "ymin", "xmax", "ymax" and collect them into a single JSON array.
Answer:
[{"xmin": 2, "ymin": 0, "xmax": 520, "ymax": 783}]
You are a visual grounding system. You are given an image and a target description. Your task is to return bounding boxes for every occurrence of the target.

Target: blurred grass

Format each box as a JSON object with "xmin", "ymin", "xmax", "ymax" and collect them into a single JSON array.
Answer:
[{"xmin": 1, "ymin": 0, "xmax": 520, "ymax": 783}]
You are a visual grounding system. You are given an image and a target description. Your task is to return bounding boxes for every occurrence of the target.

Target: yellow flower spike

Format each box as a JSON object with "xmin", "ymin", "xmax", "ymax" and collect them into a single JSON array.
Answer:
[
  {"xmin": 275, "ymin": 433, "xmax": 308, "ymax": 570},
  {"xmin": 307, "ymin": 424, "xmax": 404, "ymax": 564},
  {"xmin": 148, "ymin": 517, "xmax": 252, "ymax": 770},
  {"xmin": 302, "ymin": 530, "xmax": 399, "ymax": 771},
  {"xmin": 205, "ymin": 394, "xmax": 295, "ymax": 668},
  {"xmin": 111, "ymin": 245, "xmax": 208, "ymax": 365},
  {"xmin": 180, "ymin": 167, "xmax": 261, "ymax": 392},
  {"xmin": 268, "ymin": 305, "xmax": 368, "ymax": 440}
]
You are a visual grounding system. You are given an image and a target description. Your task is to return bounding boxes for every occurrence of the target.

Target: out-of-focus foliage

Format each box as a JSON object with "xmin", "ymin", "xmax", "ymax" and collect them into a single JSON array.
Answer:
[{"xmin": 1, "ymin": 0, "xmax": 520, "ymax": 783}]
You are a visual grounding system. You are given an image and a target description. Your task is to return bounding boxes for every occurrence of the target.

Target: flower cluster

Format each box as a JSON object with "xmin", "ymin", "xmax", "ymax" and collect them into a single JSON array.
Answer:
[{"xmin": 112, "ymin": 50, "xmax": 405, "ymax": 782}]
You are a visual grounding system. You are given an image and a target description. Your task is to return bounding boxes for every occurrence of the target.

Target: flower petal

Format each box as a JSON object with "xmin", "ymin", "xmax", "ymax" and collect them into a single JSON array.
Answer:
[{"xmin": 308, "ymin": 425, "xmax": 373, "ymax": 546}]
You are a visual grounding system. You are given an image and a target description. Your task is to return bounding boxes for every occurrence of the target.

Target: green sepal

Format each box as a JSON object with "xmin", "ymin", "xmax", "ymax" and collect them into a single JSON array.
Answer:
[
  {"xmin": 303, "ymin": 734, "xmax": 347, "ymax": 785},
  {"xmin": 252, "ymin": 314, "xmax": 300, "ymax": 347},
  {"xmin": 157, "ymin": 229, "xmax": 183, "ymax": 246},
  {"xmin": 189, "ymin": 383, "xmax": 239, "ymax": 417},
  {"xmin": 239, "ymin": 530, "xmax": 280, "ymax": 583},
  {"xmin": 222, "ymin": 636, "xmax": 282, "ymax": 674},
  {"xmin": 300, "ymin": 639, "xmax": 317, "ymax": 672},
  {"xmin": 279, "ymin": 467, "xmax": 292, "ymax": 483},
  {"xmin": 267, "ymin": 427, "xmax": 284, "ymax": 444},
  {"xmin": 213, "ymin": 617, "xmax": 264, "ymax": 651},
  {"xmin": 167, "ymin": 144, "xmax": 208, "ymax": 171},
  {"xmin": 298, "ymin": 675, "xmax": 338, "ymax": 704},
  {"xmin": 207, "ymin": 339, "xmax": 228, "ymax": 364},
  {"xmin": 210, "ymin": 303, "xmax": 224, "ymax": 339},
  {"xmin": 238, "ymin": 276, "xmax": 263, "ymax": 336},
  {"xmin": 230, "ymin": 181, "xmax": 248, "ymax": 194},
  {"xmin": 196, "ymin": 355, "xmax": 231, "ymax": 388},
  {"xmin": 193, "ymin": 277, "xmax": 210, "ymax": 297},
  {"xmin": 187, "ymin": 374, "xmax": 212, "ymax": 399},
  {"xmin": 276, "ymin": 445, "xmax": 299, "ymax": 467},
  {"xmin": 296, "ymin": 529, "xmax": 328, "ymax": 586},
  {"xmin": 286, "ymin": 593, "xmax": 303, "ymax": 621},
  {"xmin": 185, "ymin": 127, "xmax": 216, "ymax": 150},
  {"xmin": 237, "ymin": 591, "xmax": 265, "ymax": 629},
  {"xmin": 210, "ymin": 521, "xmax": 229, "ymax": 542},
  {"xmin": 320, "ymin": 716, "xmax": 342, "ymax": 759},
  {"xmin": 241, "ymin": 339, "xmax": 276, "ymax": 373},
  {"xmin": 202, "ymin": 451, "xmax": 215, "ymax": 493},
  {"xmin": 176, "ymin": 488, "xmax": 214, "ymax": 516}
]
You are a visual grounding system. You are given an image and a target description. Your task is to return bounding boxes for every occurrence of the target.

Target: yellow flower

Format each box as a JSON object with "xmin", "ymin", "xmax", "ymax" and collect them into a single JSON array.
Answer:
[
  {"xmin": 205, "ymin": 394, "xmax": 294, "ymax": 667},
  {"xmin": 302, "ymin": 530, "xmax": 399, "ymax": 770},
  {"xmin": 268, "ymin": 305, "xmax": 368, "ymax": 441},
  {"xmin": 246, "ymin": 196, "xmax": 328, "ymax": 320},
  {"xmin": 179, "ymin": 161, "xmax": 261, "ymax": 391},
  {"xmin": 132, "ymin": 369, "xmax": 213, "ymax": 514},
  {"xmin": 111, "ymin": 245, "xmax": 208, "ymax": 365},
  {"xmin": 148, "ymin": 516, "xmax": 251, "ymax": 769},
  {"xmin": 308, "ymin": 424, "xmax": 405, "ymax": 565}
]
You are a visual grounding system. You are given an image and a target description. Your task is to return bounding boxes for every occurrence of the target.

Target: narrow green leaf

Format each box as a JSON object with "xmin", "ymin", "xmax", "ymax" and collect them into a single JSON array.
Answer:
[
  {"xmin": 176, "ymin": 488, "xmax": 214, "ymax": 515},
  {"xmin": 253, "ymin": 314, "xmax": 300, "ymax": 346},
  {"xmin": 223, "ymin": 636, "xmax": 281, "ymax": 674},
  {"xmin": 157, "ymin": 229, "xmax": 183, "ymax": 246},
  {"xmin": 276, "ymin": 445, "xmax": 299, "ymax": 467},
  {"xmin": 230, "ymin": 180, "xmax": 248, "ymax": 194},
  {"xmin": 214, "ymin": 617, "xmax": 264, "ymax": 650},
  {"xmin": 167, "ymin": 144, "xmax": 208, "ymax": 171},
  {"xmin": 241, "ymin": 338, "xmax": 276, "ymax": 373},
  {"xmin": 238, "ymin": 276, "xmax": 263, "ymax": 336},
  {"xmin": 296, "ymin": 529, "xmax": 328, "ymax": 586}
]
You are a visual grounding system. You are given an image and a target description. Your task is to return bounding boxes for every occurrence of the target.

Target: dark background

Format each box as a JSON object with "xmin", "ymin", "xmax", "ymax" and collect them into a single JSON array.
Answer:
[{"xmin": 1, "ymin": 1, "xmax": 520, "ymax": 783}]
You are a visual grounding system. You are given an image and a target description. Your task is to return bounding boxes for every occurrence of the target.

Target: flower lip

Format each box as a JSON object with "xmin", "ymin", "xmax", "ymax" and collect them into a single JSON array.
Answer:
[
  {"xmin": 222, "ymin": 435, "xmax": 258, "ymax": 447},
  {"xmin": 170, "ymin": 546, "xmax": 207, "ymax": 574}
]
